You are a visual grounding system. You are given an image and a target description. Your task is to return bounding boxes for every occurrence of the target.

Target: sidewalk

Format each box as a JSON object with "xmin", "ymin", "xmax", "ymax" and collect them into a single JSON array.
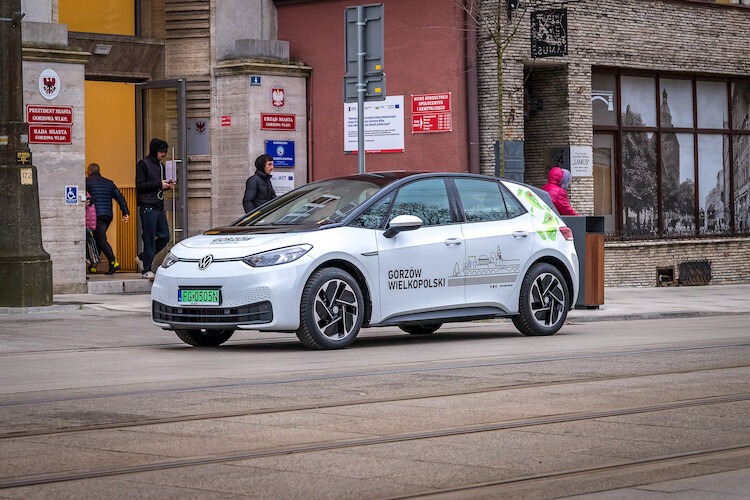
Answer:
[{"xmin": 3, "ymin": 284, "xmax": 749, "ymax": 321}]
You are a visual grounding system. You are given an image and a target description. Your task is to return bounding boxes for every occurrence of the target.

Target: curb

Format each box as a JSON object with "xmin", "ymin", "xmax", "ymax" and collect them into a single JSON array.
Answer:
[
  {"xmin": 0, "ymin": 304, "xmax": 83, "ymax": 315},
  {"xmin": 566, "ymin": 310, "xmax": 750, "ymax": 323}
]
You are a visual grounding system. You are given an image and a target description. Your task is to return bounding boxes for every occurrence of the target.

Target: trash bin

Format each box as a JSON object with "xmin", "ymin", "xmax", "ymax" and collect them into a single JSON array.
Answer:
[{"xmin": 561, "ymin": 216, "xmax": 604, "ymax": 309}]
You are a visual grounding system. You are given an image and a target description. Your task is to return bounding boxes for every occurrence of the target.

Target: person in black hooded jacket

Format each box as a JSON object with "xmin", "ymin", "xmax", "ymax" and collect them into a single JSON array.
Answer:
[
  {"xmin": 135, "ymin": 138, "xmax": 174, "ymax": 279},
  {"xmin": 243, "ymin": 154, "xmax": 277, "ymax": 213}
]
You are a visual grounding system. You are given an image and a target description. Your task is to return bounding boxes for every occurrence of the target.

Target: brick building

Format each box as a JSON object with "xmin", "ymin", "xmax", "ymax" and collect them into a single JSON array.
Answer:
[{"xmin": 12, "ymin": 0, "xmax": 750, "ymax": 292}]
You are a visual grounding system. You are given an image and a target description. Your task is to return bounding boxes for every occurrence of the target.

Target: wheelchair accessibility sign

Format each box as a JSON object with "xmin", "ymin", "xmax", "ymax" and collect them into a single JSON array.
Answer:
[{"xmin": 65, "ymin": 185, "xmax": 78, "ymax": 205}]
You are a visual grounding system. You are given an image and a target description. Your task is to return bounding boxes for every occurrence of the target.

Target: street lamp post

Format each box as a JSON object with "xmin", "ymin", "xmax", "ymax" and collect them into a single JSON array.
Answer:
[{"xmin": 0, "ymin": 0, "xmax": 53, "ymax": 306}]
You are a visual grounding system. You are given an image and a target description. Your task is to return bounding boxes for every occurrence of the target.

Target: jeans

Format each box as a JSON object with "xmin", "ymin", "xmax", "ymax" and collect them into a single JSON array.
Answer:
[
  {"xmin": 139, "ymin": 207, "xmax": 170, "ymax": 273},
  {"xmin": 93, "ymin": 215, "xmax": 114, "ymax": 263}
]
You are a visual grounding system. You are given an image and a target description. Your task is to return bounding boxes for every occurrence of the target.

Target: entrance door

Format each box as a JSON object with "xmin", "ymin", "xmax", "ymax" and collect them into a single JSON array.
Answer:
[
  {"xmin": 136, "ymin": 80, "xmax": 188, "ymax": 256},
  {"xmin": 593, "ymin": 133, "xmax": 617, "ymax": 233}
]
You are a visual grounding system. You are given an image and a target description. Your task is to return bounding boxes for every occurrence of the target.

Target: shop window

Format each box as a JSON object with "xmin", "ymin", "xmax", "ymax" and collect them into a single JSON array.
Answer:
[
  {"xmin": 593, "ymin": 134, "xmax": 616, "ymax": 233},
  {"xmin": 697, "ymin": 81, "xmax": 729, "ymax": 129},
  {"xmin": 734, "ymin": 135, "xmax": 750, "ymax": 232},
  {"xmin": 622, "ymin": 132, "xmax": 657, "ymax": 236},
  {"xmin": 592, "ymin": 74, "xmax": 617, "ymax": 126},
  {"xmin": 621, "ymin": 76, "xmax": 656, "ymax": 127},
  {"xmin": 660, "ymin": 79, "xmax": 694, "ymax": 128},
  {"xmin": 732, "ymin": 83, "xmax": 750, "ymax": 130},
  {"xmin": 697, "ymin": 134, "xmax": 731, "ymax": 234},
  {"xmin": 661, "ymin": 133, "xmax": 695, "ymax": 234}
]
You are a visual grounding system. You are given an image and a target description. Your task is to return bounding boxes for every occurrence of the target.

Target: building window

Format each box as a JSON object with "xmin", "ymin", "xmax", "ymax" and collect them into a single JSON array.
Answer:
[{"xmin": 593, "ymin": 70, "xmax": 750, "ymax": 238}]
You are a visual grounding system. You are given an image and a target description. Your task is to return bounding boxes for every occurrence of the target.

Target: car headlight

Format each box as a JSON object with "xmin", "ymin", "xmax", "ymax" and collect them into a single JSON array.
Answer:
[
  {"xmin": 242, "ymin": 244, "xmax": 312, "ymax": 267},
  {"xmin": 161, "ymin": 251, "xmax": 180, "ymax": 269}
]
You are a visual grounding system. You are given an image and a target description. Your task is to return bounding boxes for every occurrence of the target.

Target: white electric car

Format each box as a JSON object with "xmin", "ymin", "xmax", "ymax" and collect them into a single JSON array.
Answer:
[{"xmin": 152, "ymin": 172, "xmax": 579, "ymax": 349}]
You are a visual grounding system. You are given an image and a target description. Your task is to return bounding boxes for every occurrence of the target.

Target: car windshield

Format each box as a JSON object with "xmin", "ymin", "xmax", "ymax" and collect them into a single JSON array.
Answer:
[{"xmin": 232, "ymin": 179, "xmax": 384, "ymax": 226}]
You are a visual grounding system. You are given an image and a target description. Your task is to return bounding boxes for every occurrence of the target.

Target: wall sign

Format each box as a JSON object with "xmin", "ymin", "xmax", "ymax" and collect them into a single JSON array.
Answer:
[
  {"xmin": 271, "ymin": 84, "xmax": 285, "ymax": 110},
  {"xmin": 39, "ymin": 68, "xmax": 61, "ymax": 100},
  {"xmin": 344, "ymin": 95, "xmax": 405, "ymax": 153},
  {"xmin": 65, "ymin": 185, "xmax": 78, "ymax": 205},
  {"xmin": 265, "ymin": 140, "xmax": 295, "ymax": 167},
  {"xmin": 261, "ymin": 113, "xmax": 296, "ymax": 131},
  {"xmin": 531, "ymin": 9, "xmax": 568, "ymax": 58},
  {"xmin": 29, "ymin": 125, "xmax": 71, "ymax": 144},
  {"xmin": 187, "ymin": 119, "xmax": 209, "ymax": 155},
  {"xmin": 570, "ymin": 146, "xmax": 593, "ymax": 177},
  {"xmin": 271, "ymin": 172, "xmax": 295, "ymax": 195},
  {"xmin": 251, "ymin": 75, "xmax": 261, "ymax": 86},
  {"xmin": 27, "ymin": 105, "xmax": 73, "ymax": 124},
  {"xmin": 412, "ymin": 93, "xmax": 452, "ymax": 133},
  {"xmin": 221, "ymin": 115, "xmax": 231, "ymax": 127}
]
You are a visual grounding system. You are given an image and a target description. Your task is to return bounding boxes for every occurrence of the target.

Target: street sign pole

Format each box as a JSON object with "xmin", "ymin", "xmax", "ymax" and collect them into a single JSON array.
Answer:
[{"xmin": 357, "ymin": 5, "xmax": 366, "ymax": 174}]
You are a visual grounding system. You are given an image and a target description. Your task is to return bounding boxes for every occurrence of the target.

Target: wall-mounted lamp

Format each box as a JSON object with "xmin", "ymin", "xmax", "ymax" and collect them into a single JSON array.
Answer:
[
  {"xmin": 508, "ymin": 0, "xmax": 519, "ymax": 21},
  {"xmin": 93, "ymin": 44, "xmax": 112, "ymax": 55}
]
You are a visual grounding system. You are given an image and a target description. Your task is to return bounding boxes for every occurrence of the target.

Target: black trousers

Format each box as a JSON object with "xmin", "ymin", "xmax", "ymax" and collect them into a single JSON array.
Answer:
[{"xmin": 93, "ymin": 215, "xmax": 115, "ymax": 263}]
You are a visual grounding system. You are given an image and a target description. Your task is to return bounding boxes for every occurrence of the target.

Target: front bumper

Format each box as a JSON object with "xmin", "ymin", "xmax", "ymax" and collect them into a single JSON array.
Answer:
[{"xmin": 151, "ymin": 256, "xmax": 311, "ymax": 331}]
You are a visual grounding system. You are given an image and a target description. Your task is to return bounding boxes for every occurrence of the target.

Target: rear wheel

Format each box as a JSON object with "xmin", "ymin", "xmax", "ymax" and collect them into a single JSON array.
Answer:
[
  {"xmin": 399, "ymin": 323, "xmax": 442, "ymax": 335},
  {"xmin": 175, "ymin": 329, "xmax": 235, "ymax": 347},
  {"xmin": 512, "ymin": 262, "xmax": 568, "ymax": 337},
  {"xmin": 296, "ymin": 268, "xmax": 364, "ymax": 349}
]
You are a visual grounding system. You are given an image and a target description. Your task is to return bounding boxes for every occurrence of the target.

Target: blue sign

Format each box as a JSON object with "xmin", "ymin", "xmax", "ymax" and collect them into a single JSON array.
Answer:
[
  {"xmin": 65, "ymin": 185, "xmax": 78, "ymax": 205},
  {"xmin": 265, "ymin": 140, "xmax": 295, "ymax": 167},
  {"xmin": 251, "ymin": 76, "xmax": 261, "ymax": 86}
]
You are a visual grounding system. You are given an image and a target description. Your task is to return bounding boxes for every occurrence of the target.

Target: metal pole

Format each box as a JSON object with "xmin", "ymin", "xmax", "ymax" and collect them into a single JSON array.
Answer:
[{"xmin": 356, "ymin": 5, "xmax": 366, "ymax": 174}]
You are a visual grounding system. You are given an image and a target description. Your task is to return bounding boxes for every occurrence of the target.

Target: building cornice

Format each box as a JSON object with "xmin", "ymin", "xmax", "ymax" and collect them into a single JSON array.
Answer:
[
  {"xmin": 22, "ymin": 46, "xmax": 90, "ymax": 65},
  {"xmin": 214, "ymin": 59, "xmax": 312, "ymax": 78}
]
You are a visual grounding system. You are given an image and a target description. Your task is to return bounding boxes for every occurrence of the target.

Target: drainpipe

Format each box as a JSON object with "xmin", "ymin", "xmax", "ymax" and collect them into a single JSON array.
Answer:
[{"xmin": 465, "ymin": 0, "xmax": 480, "ymax": 175}]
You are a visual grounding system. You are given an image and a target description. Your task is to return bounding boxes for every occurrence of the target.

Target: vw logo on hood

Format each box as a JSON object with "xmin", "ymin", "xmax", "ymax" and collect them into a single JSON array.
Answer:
[{"xmin": 198, "ymin": 254, "xmax": 214, "ymax": 270}]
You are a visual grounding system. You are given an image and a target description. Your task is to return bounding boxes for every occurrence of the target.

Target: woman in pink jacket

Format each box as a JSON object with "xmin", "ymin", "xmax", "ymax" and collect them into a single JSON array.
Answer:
[{"xmin": 542, "ymin": 167, "xmax": 578, "ymax": 216}]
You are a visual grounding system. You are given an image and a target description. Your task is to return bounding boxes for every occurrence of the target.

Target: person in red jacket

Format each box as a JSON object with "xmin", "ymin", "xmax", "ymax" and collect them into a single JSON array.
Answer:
[{"xmin": 542, "ymin": 166, "xmax": 579, "ymax": 216}]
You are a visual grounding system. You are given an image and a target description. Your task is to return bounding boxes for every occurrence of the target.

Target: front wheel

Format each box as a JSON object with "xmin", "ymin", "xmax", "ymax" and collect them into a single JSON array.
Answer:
[
  {"xmin": 175, "ymin": 329, "xmax": 235, "ymax": 347},
  {"xmin": 512, "ymin": 263, "xmax": 569, "ymax": 337},
  {"xmin": 399, "ymin": 323, "xmax": 442, "ymax": 335},
  {"xmin": 296, "ymin": 268, "xmax": 365, "ymax": 349}
]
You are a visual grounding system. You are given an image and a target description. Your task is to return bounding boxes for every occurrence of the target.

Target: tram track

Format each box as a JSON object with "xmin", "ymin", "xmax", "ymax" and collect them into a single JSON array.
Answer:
[
  {"xmin": 1, "ymin": 393, "xmax": 748, "ymax": 490},
  {"xmin": 3, "ymin": 341, "xmax": 750, "ymax": 409},
  {"xmin": 2, "ymin": 362, "xmax": 749, "ymax": 440}
]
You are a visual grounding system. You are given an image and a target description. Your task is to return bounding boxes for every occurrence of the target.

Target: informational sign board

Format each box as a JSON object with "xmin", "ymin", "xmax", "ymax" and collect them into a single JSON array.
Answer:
[
  {"xmin": 265, "ymin": 140, "xmax": 295, "ymax": 167},
  {"xmin": 28, "ymin": 125, "xmax": 71, "ymax": 144},
  {"xmin": 187, "ymin": 119, "xmax": 209, "ymax": 155},
  {"xmin": 271, "ymin": 171, "xmax": 295, "ymax": 195},
  {"xmin": 570, "ymin": 146, "xmax": 593, "ymax": 177},
  {"xmin": 65, "ymin": 185, "xmax": 78, "ymax": 205},
  {"xmin": 412, "ymin": 93, "xmax": 451, "ymax": 133},
  {"xmin": 26, "ymin": 105, "xmax": 73, "ymax": 124},
  {"xmin": 344, "ymin": 95, "xmax": 404, "ymax": 153},
  {"xmin": 261, "ymin": 113, "xmax": 296, "ymax": 131},
  {"xmin": 221, "ymin": 115, "xmax": 231, "ymax": 127},
  {"xmin": 251, "ymin": 76, "xmax": 261, "ymax": 86}
]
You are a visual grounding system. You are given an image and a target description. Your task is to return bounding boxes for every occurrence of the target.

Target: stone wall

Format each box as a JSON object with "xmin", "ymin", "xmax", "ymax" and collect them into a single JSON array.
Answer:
[{"xmin": 605, "ymin": 237, "xmax": 750, "ymax": 287}]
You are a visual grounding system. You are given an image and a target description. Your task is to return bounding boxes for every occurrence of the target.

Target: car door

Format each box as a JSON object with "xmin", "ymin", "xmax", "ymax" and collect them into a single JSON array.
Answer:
[
  {"xmin": 452, "ymin": 177, "xmax": 534, "ymax": 310},
  {"xmin": 375, "ymin": 178, "xmax": 465, "ymax": 322}
]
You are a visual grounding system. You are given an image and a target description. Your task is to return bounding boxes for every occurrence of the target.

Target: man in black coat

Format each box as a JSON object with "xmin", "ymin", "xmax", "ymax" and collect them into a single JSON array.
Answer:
[
  {"xmin": 85, "ymin": 163, "xmax": 130, "ymax": 274},
  {"xmin": 243, "ymin": 154, "xmax": 277, "ymax": 213},
  {"xmin": 135, "ymin": 138, "xmax": 174, "ymax": 279}
]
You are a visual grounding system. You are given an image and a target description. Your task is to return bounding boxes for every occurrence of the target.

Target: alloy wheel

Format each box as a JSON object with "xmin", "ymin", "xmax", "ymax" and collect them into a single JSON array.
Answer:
[
  {"xmin": 529, "ymin": 272, "xmax": 566, "ymax": 328},
  {"xmin": 313, "ymin": 278, "xmax": 360, "ymax": 340}
]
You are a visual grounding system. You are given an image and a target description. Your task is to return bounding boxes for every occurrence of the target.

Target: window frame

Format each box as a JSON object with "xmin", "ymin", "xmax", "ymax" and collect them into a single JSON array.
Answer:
[{"xmin": 593, "ymin": 67, "xmax": 750, "ymax": 237}]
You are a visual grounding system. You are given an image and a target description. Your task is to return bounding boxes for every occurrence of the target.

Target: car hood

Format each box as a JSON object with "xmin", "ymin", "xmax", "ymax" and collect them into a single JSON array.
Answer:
[{"xmin": 174, "ymin": 229, "xmax": 306, "ymax": 260}]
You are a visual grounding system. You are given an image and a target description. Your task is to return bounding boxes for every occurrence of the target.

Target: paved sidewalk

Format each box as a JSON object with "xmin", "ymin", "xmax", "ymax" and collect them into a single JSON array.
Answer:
[{"xmin": 2, "ymin": 284, "xmax": 749, "ymax": 321}]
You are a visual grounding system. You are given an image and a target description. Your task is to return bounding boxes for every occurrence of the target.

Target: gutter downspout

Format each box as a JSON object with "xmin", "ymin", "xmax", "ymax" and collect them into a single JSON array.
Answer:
[{"xmin": 465, "ymin": 0, "xmax": 480, "ymax": 175}]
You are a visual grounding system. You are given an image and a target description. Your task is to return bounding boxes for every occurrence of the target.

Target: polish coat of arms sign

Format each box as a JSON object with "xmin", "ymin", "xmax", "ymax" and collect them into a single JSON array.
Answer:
[
  {"xmin": 271, "ymin": 84, "xmax": 285, "ymax": 111},
  {"xmin": 39, "ymin": 69, "xmax": 61, "ymax": 100}
]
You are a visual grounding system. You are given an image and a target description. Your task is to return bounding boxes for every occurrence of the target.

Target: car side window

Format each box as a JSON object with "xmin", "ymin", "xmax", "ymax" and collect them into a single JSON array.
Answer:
[
  {"xmin": 454, "ymin": 178, "xmax": 510, "ymax": 222},
  {"xmin": 499, "ymin": 184, "xmax": 527, "ymax": 219},
  {"xmin": 389, "ymin": 178, "xmax": 452, "ymax": 226},
  {"xmin": 350, "ymin": 193, "xmax": 394, "ymax": 229}
]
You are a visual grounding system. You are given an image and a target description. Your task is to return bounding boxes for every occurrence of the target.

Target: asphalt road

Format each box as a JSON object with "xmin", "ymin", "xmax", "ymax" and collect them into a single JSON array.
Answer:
[{"xmin": 1, "ymin": 311, "xmax": 748, "ymax": 499}]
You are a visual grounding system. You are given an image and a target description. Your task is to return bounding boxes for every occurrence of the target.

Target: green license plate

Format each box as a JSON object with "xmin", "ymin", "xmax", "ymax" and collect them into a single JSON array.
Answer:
[{"xmin": 178, "ymin": 288, "xmax": 220, "ymax": 305}]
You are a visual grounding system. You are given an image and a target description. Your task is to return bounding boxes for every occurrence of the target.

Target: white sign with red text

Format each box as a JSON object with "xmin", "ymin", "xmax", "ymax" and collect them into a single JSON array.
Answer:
[{"xmin": 344, "ymin": 95, "xmax": 405, "ymax": 153}]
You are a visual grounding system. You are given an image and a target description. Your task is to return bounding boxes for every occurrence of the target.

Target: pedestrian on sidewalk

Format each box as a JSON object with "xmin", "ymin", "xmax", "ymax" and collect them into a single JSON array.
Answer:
[
  {"xmin": 135, "ymin": 138, "xmax": 174, "ymax": 279},
  {"xmin": 243, "ymin": 154, "xmax": 276, "ymax": 213},
  {"xmin": 85, "ymin": 163, "xmax": 130, "ymax": 274},
  {"xmin": 542, "ymin": 166, "xmax": 578, "ymax": 216}
]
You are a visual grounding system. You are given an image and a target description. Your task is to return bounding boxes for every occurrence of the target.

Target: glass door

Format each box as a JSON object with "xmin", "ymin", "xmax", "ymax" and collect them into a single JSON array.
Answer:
[{"xmin": 135, "ymin": 80, "xmax": 188, "ymax": 259}]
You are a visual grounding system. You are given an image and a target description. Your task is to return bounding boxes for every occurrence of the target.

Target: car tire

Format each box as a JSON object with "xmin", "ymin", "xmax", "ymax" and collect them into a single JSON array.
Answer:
[
  {"xmin": 296, "ymin": 267, "xmax": 365, "ymax": 350},
  {"xmin": 398, "ymin": 324, "xmax": 442, "ymax": 335},
  {"xmin": 175, "ymin": 329, "xmax": 235, "ymax": 347},
  {"xmin": 512, "ymin": 262, "xmax": 569, "ymax": 337}
]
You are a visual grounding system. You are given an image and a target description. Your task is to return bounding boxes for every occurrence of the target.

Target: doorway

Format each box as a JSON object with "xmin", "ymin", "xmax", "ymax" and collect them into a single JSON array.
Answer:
[{"xmin": 135, "ymin": 80, "xmax": 188, "ymax": 264}]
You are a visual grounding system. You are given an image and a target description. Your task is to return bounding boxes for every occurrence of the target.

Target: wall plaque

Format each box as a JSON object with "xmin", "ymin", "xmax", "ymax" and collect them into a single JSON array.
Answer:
[{"xmin": 531, "ymin": 8, "xmax": 568, "ymax": 58}]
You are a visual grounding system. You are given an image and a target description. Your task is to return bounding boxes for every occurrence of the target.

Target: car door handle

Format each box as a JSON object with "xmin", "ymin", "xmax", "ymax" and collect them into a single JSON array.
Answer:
[
  {"xmin": 512, "ymin": 231, "xmax": 528, "ymax": 238},
  {"xmin": 444, "ymin": 238, "xmax": 463, "ymax": 246}
]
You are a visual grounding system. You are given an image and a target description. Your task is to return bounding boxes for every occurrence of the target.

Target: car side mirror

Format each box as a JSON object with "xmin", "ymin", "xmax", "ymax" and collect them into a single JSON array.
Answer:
[{"xmin": 384, "ymin": 215, "xmax": 423, "ymax": 238}]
